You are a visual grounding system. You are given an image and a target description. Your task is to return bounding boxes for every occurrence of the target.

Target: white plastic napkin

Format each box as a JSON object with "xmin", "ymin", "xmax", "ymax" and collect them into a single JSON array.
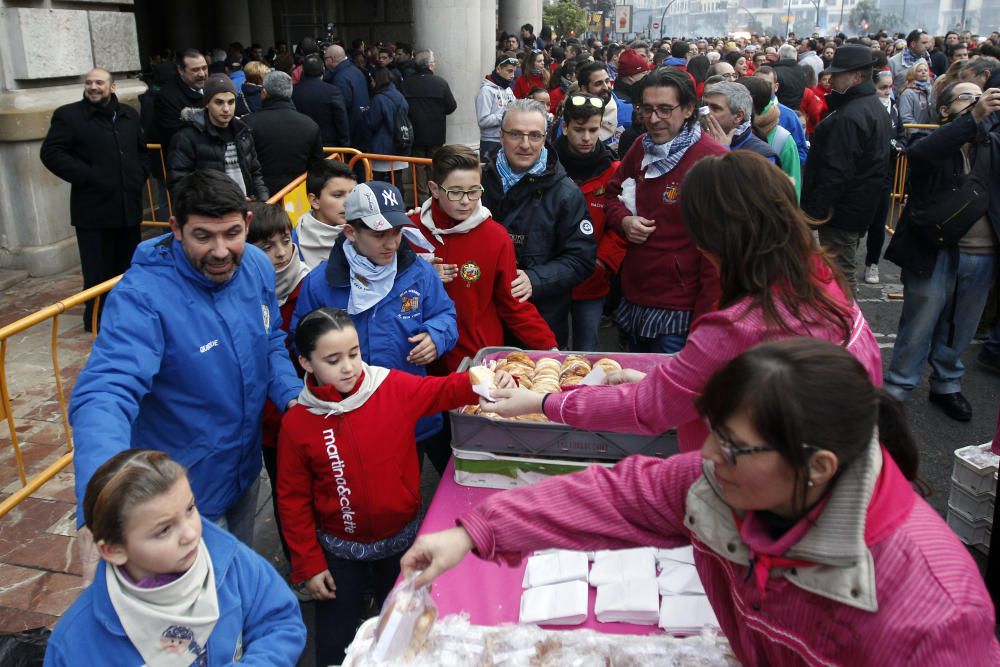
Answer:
[
  {"xmin": 594, "ymin": 579, "xmax": 660, "ymax": 625},
  {"xmin": 656, "ymin": 561, "xmax": 705, "ymax": 596},
  {"xmin": 658, "ymin": 594, "xmax": 719, "ymax": 634},
  {"xmin": 519, "ymin": 580, "xmax": 588, "ymax": 625},
  {"xmin": 589, "ymin": 547, "xmax": 657, "ymax": 586},
  {"xmin": 521, "ymin": 550, "xmax": 589, "ymax": 588}
]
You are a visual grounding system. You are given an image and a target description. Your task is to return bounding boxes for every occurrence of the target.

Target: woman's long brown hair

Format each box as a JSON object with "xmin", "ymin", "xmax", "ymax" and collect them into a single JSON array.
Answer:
[{"xmin": 681, "ymin": 151, "xmax": 852, "ymax": 342}]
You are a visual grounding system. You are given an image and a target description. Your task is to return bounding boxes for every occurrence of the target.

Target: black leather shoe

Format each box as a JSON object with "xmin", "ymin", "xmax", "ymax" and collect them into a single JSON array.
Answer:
[{"xmin": 929, "ymin": 391, "xmax": 972, "ymax": 422}]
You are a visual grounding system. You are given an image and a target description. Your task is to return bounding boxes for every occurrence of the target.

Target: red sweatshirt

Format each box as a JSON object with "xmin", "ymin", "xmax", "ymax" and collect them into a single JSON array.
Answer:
[
  {"xmin": 409, "ymin": 202, "xmax": 556, "ymax": 372},
  {"xmin": 605, "ymin": 134, "xmax": 727, "ymax": 319},
  {"xmin": 513, "ymin": 73, "xmax": 547, "ymax": 99},
  {"xmin": 572, "ymin": 162, "xmax": 628, "ymax": 301},
  {"xmin": 277, "ymin": 369, "xmax": 477, "ymax": 582}
]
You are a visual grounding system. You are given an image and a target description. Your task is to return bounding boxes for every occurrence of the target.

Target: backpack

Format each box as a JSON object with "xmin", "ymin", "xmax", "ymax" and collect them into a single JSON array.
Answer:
[{"xmin": 392, "ymin": 104, "xmax": 414, "ymax": 152}]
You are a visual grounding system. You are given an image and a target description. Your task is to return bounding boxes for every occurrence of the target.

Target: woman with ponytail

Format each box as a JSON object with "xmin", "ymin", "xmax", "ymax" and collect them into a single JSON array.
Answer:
[{"xmin": 402, "ymin": 338, "xmax": 1000, "ymax": 666}]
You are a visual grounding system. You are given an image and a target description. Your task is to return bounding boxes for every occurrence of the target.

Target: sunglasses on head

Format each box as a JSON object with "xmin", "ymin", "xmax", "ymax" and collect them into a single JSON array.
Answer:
[
  {"xmin": 498, "ymin": 57, "xmax": 518, "ymax": 66},
  {"xmin": 567, "ymin": 95, "xmax": 606, "ymax": 110}
]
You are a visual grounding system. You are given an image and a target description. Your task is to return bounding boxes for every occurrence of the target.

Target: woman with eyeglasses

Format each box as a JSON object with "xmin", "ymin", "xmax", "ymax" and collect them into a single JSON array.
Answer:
[
  {"xmin": 401, "ymin": 337, "xmax": 1000, "ymax": 665},
  {"xmin": 514, "ymin": 50, "xmax": 551, "ymax": 99},
  {"xmin": 883, "ymin": 82, "xmax": 1000, "ymax": 423},
  {"xmin": 478, "ymin": 151, "xmax": 881, "ymax": 452}
]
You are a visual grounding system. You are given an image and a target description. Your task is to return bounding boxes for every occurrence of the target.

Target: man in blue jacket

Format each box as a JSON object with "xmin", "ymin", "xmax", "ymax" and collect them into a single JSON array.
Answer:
[
  {"xmin": 290, "ymin": 181, "xmax": 457, "ymax": 451},
  {"xmin": 70, "ymin": 170, "xmax": 301, "ymax": 567}
]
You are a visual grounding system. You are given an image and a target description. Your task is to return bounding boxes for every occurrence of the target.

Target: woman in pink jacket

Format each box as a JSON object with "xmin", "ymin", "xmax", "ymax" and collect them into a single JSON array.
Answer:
[
  {"xmin": 484, "ymin": 151, "xmax": 882, "ymax": 452},
  {"xmin": 403, "ymin": 339, "xmax": 1000, "ymax": 665}
]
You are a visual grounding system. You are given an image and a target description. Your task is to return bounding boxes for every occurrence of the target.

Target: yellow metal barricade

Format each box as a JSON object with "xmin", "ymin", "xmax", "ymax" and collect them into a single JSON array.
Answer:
[
  {"xmin": 142, "ymin": 144, "xmax": 173, "ymax": 228},
  {"xmin": 886, "ymin": 124, "xmax": 939, "ymax": 234},
  {"xmin": 0, "ymin": 276, "xmax": 121, "ymax": 519}
]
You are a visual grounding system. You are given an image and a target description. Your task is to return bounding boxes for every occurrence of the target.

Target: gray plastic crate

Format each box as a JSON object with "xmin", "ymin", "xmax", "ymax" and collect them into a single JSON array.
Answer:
[{"xmin": 451, "ymin": 347, "xmax": 679, "ymax": 461}]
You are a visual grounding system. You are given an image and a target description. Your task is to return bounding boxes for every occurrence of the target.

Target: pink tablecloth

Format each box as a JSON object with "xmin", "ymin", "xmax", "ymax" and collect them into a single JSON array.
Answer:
[{"xmin": 419, "ymin": 459, "xmax": 662, "ymax": 636}]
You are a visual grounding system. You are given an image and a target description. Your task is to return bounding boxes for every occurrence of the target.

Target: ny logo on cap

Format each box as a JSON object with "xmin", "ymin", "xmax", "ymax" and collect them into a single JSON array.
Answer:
[{"xmin": 382, "ymin": 189, "xmax": 398, "ymax": 207}]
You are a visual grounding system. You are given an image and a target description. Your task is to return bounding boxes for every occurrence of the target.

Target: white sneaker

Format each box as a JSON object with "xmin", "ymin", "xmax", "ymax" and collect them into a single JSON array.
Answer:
[{"xmin": 864, "ymin": 265, "xmax": 879, "ymax": 284}]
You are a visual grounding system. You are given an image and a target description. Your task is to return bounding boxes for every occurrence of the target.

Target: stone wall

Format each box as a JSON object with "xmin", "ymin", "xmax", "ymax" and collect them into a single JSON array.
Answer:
[{"xmin": 0, "ymin": 0, "xmax": 142, "ymax": 276}]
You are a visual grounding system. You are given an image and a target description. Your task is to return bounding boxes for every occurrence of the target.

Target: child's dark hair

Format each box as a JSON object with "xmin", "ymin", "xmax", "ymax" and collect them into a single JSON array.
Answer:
[
  {"xmin": 172, "ymin": 170, "xmax": 248, "ymax": 229},
  {"xmin": 306, "ymin": 159, "xmax": 356, "ymax": 197},
  {"xmin": 295, "ymin": 307, "xmax": 356, "ymax": 358},
  {"xmin": 696, "ymin": 338, "xmax": 923, "ymax": 516},
  {"xmin": 247, "ymin": 202, "xmax": 292, "ymax": 244},
  {"xmin": 431, "ymin": 144, "xmax": 481, "ymax": 184},
  {"xmin": 83, "ymin": 450, "xmax": 188, "ymax": 546}
]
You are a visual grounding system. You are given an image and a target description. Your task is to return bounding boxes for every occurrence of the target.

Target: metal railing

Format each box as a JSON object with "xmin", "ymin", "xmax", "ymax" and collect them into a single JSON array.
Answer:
[
  {"xmin": 0, "ymin": 146, "xmax": 363, "ymax": 519},
  {"xmin": 886, "ymin": 123, "xmax": 939, "ymax": 235}
]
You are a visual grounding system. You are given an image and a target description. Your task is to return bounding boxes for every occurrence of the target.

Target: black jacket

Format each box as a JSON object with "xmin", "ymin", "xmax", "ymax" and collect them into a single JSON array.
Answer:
[
  {"xmin": 41, "ymin": 95, "xmax": 148, "ymax": 229},
  {"xmin": 292, "ymin": 76, "xmax": 351, "ymax": 147},
  {"xmin": 242, "ymin": 97, "xmax": 325, "ymax": 195},
  {"xmin": 885, "ymin": 112, "xmax": 1000, "ymax": 278},
  {"xmin": 482, "ymin": 149, "xmax": 596, "ymax": 346},
  {"xmin": 772, "ymin": 59, "xmax": 806, "ymax": 110},
  {"xmin": 801, "ymin": 82, "xmax": 891, "ymax": 232},
  {"xmin": 167, "ymin": 108, "xmax": 268, "ymax": 200},
  {"xmin": 398, "ymin": 69, "xmax": 457, "ymax": 148},
  {"xmin": 152, "ymin": 75, "xmax": 203, "ymax": 149}
]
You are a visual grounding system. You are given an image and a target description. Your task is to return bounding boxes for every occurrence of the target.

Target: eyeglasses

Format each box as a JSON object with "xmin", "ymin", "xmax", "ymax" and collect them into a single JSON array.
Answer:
[
  {"xmin": 438, "ymin": 185, "xmax": 485, "ymax": 201},
  {"xmin": 951, "ymin": 92, "xmax": 980, "ymax": 103},
  {"xmin": 721, "ymin": 72, "xmax": 739, "ymax": 81},
  {"xmin": 636, "ymin": 103, "xmax": 681, "ymax": 118},
  {"xmin": 711, "ymin": 426, "xmax": 816, "ymax": 466},
  {"xmin": 501, "ymin": 129, "xmax": 547, "ymax": 143},
  {"xmin": 568, "ymin": 95, "xmax": 606, "ymax": 110}
]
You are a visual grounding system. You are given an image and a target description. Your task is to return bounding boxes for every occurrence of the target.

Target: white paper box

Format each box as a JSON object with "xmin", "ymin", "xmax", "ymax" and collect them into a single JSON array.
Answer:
[
  {"xmin": 589, "ymin": 548, "xmax": 657, "ymax": 586},
  {"xmin": 594, "ymin": 579, "xmax": 660, "ymax": 624},
  {"xmin": 522, "ymin": 550, "xmax": 589, "ymax": 588},
  {"xmin": 519, "ymin": 580, "xmax": 588, "ymax": 625}
]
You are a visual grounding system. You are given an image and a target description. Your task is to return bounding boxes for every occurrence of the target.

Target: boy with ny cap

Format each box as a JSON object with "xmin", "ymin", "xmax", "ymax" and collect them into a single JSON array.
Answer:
[
  {"xmin": 290, "ymin": 181, "xmax": 458, "ymax": 455},
  {"xmin": 168, "ymin": 73, "xmax": 268, "ymax": 200}
]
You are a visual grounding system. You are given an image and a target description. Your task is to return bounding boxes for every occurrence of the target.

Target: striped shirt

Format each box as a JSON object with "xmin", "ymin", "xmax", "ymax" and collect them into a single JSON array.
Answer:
[{"xmin": 614, "ymin": 299, "xmax": 693, "ymax": 339}]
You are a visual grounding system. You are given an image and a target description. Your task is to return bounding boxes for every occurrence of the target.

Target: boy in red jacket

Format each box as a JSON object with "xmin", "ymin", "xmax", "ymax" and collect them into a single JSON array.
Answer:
[
  {"xmin": 409, "ymin": 144, "xmax": 556, "ymax": 372},
  {"xmin": 277, "ymin": 307, "xmax": 512, "ymax": 666},
  {"xmin": 247, "ymin": 202, "xmax": 309, "ymax": 560},
  {"xmin": 409, "ymin": 145, "xmax": 556, "ymax": 472},
  {"xmin": 553, "ymin": 93, "xmax": 628, "ymax": 350}
]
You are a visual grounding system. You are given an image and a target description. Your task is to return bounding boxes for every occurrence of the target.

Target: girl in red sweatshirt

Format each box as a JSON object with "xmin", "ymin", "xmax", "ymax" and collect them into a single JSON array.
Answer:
[{"xmin": 277, "ymin": 306, "xmax": 509, "ymax": 666}]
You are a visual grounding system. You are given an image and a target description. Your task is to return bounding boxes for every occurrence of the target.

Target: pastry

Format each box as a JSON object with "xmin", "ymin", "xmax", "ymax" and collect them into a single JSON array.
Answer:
[
  {"xmin": 506, "ymin": 351, "xmax": 535, "ymax": 367},
  {"xmin": 595, "ymin": 358, "xmax": 622, "ymax": 374},
  {"xmin": 469, "ymin": 366, "xmax": 495, "ymax": 387}
]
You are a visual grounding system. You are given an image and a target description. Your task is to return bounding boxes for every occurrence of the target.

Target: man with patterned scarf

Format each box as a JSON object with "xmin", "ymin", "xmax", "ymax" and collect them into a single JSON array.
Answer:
[
  {"xmin": 603, "ymin": 69, "xmax": 728, "ymax": 353},
  {"xmin": 482, "ymin": 98, "xmax": 595, "ymax": 348},
  {"xmin": 889, "ymin": 29, "xmax": 930, "ymax": 93}
]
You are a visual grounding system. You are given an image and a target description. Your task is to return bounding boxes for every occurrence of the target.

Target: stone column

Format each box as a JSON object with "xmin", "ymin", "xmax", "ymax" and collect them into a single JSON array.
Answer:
[
  {"xmin": 0, "ymin": 2, "xmax": 143, "ymax": 276},
  {"xmin": 216, "ymin": 0, "xmax": 253, "ymax": 47},
  {"xmin": 248, "ymin": 0, "xmax": 275, "ymax": 47},
  {"xmin": 499, "ymin": 0, "xmax": 541, "ymax": 39},
  {"xmin": 412, "ymin": 0, "xmax": 485, "ymax": 147}
]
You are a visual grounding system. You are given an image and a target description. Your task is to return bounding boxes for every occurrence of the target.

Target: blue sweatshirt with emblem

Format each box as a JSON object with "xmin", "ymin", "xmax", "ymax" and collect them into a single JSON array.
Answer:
[
  {"xmin": 290, "ymin": 237, "xmax": 458, "ymax": 441},
  {"xmin": 70, "ymin": 234, "xmax": 301, "ymax": 522}
]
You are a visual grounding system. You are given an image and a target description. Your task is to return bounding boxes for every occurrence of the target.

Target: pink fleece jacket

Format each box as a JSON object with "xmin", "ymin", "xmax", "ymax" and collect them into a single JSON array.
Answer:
[
  {"xmin": 460, "ymin": 453, "xmax": 1000, "ymax": 666},
  {"xmin": 543, "ymin": 276, "xmax": 882, "ymax": 452}
]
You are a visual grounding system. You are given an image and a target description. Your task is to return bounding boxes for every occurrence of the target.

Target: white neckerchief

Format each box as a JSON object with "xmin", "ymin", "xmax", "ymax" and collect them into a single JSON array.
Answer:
[
  {"xmin": 600, "ymin": 95, "xmax": 618, "ymax": 141},
  {"xmin": 296, "ymin": 210, "xmax": 344, "ymax": 269},
  {"xmin": 343, "ymin": 239, "xmax": 397, "ymax": 315},
  {"xmin": 274, "ymin": 245, "xmax": 310, "ymax": 306},
  {"xmin": 297, "ymin": 362, "xmax": 391, "ymax": 417},
  {"xmin": 106, "ymin": 540, "xmax": 220, "ymax": 667},
  {"xmin": 417, "ymin": 199, "xmax": 492, "ymax": 244}
]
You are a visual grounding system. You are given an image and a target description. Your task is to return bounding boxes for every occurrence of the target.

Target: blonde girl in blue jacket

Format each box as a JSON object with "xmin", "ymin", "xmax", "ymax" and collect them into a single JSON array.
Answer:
[{"xmin": 45, "ymin": 450, "xmax": 305, "ymax": 666}]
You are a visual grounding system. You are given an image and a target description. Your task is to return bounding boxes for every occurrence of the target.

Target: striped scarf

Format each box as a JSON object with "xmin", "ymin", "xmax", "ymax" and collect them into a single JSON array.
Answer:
[{"xmin": 640, "ymin": 122, "xmax": 701, "ymax": 179}]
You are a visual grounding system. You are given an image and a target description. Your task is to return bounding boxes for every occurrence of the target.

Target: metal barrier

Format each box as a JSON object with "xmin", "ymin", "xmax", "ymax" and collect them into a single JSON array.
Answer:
[
  {"xmin": 347, "ymin": 153, "xmax": 433, "ymax": 211},
  {"xmin": 0, "ymin": 146, "xmax": 362, "ymax": 519},
  {"xmin": 886, "ymin": 123, "xmax": 939, "ymax": 234},
  {"xmin": 142, "ymin": 144, "xmax": 172, "ymax": 228}
]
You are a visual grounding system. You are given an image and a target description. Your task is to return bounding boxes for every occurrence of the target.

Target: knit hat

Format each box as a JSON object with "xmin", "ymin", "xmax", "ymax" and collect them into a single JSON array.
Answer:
[
  {"xmin": 202, "ymin": 73, "xmax": 237, "ymax": 101},
  {"xmin": 618, "ymin": 48, "xmax": 647, "ymax": 77}
]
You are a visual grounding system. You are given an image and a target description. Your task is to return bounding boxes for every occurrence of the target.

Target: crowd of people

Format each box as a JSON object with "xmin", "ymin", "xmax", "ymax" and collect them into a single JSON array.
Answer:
[{"xmin": 36, "ymin": 18, "xmax": 1000, "ymax": 667}]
